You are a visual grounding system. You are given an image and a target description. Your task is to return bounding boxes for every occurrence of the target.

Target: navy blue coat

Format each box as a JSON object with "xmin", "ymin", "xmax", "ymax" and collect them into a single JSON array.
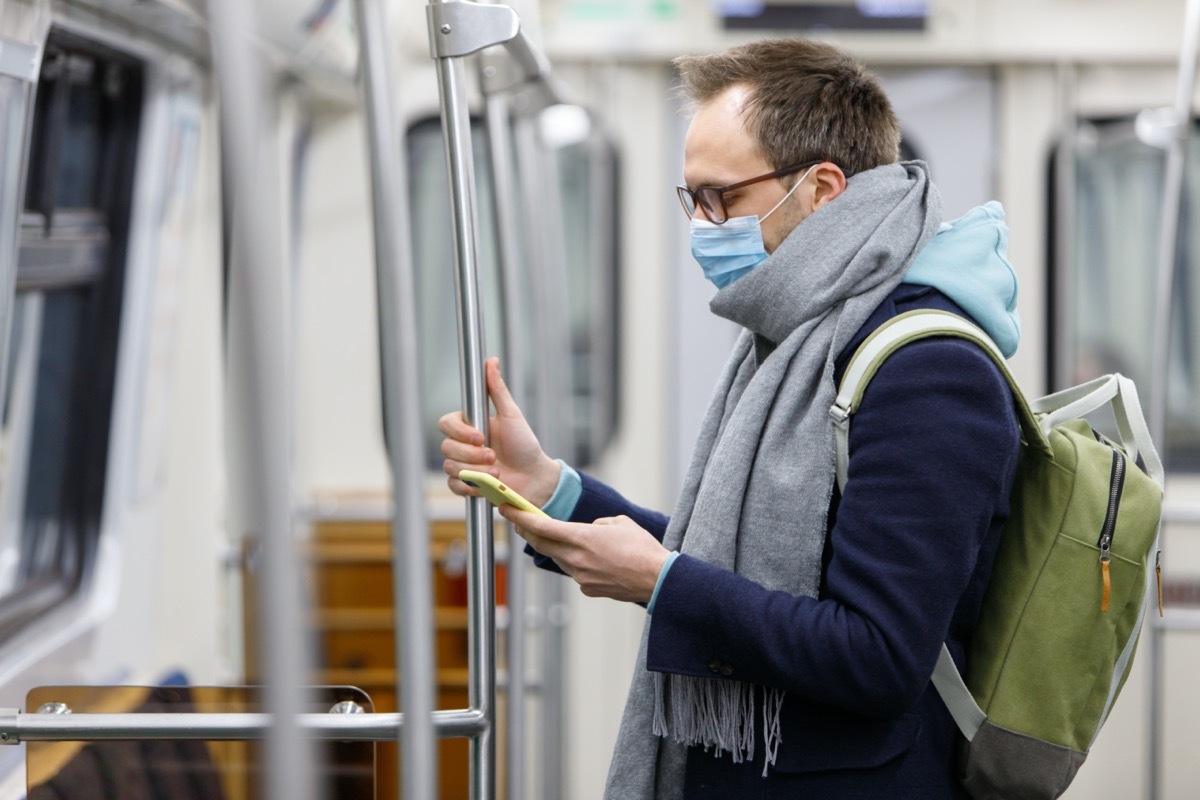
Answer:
[{"xmin": 533, "ymin": 284, "xmax": 1021, "ymax": 799}]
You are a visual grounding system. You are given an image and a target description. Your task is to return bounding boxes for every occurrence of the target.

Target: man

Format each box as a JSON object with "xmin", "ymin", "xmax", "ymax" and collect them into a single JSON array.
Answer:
[{"xmin": 440, "ymin": 38, "xmax": 1021, "ymax": 799}]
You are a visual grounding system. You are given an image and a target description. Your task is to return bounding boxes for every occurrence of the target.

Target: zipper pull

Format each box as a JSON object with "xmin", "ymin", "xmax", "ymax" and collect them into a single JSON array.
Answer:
[
  {"xmin": 1099, "ymin": 535, "xmax": 1112, "ymax": 614},
  {"xmin": 1156, "ymin": 549, "xmax": 1163, "ymax": 618}
]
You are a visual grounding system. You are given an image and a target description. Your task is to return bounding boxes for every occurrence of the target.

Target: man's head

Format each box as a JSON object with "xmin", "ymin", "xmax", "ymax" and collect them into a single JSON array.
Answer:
[{"xmin": 675, "ymin": 39, "xmax": 900, "ymax": 252}]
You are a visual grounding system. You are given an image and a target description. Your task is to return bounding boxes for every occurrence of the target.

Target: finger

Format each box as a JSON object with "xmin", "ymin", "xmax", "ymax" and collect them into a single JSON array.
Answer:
[
  {"xmin": 485, "ymin": 357, "xmax": 521, "ymax": 418},
  {"xmin": 505, "ymin": 519, "xmax": 553, "ymax": 557},
  {"xmin": 499, "ymin": 506, "xmax": 573, "ymax": 541},
  {"xmin": 437, "ymin": 411, "xmax": 486, "ymax": 446},
  {"xmin": 440, "ymin": 437, "xmax": 496, "ymax": 465},
  {"xmin": 442, "ymin": 458, "xmax": 500, "ymax": 483},
  {"xmin": 446, "ymin": 475, "xmax": 481, "ymax": 497},
  {"xmin": 524, "ymin": 534, "xmax": 572, "ymax": 575}
]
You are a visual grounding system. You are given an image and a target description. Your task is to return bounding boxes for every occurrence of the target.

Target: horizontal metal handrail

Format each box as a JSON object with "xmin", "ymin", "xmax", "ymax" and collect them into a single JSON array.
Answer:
[
  {"xmin": 0, "ymin": 708, "xmax": 487, "ymax": 743},
  {"xmin": 1163, "ymin": 501, "xmax": 1200, "ymax": 524},
  {"xmin": 1151, "ymin": 607, "xmax": 1200, "ymax": 632}
]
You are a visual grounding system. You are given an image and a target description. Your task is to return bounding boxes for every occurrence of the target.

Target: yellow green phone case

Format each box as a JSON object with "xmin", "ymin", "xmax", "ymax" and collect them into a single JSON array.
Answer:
[{"xmin": 458, "ymin": 470, "xmax": 548, "ymax": 516}]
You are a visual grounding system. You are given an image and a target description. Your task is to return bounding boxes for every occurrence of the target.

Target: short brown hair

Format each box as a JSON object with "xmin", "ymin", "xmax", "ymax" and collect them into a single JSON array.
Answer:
[{"xmin": 673, "ymin": 38, "xmax": 900, "ymax": 177}]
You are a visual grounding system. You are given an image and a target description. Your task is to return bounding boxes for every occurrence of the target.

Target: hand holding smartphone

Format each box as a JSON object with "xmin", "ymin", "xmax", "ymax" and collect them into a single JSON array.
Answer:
[{"xmin": 458, "ymin": 470, "xmax": 548, "ymax": 517}]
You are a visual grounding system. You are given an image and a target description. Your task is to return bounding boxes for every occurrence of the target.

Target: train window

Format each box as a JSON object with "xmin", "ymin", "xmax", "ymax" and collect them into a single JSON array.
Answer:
[
  {"xmin": 0, "ymin": 33, "xmax": 142, "ymax": 635},
  {"xmin": 1051, "ymin": 117, "xmax": 1200, "ymax": 469}
]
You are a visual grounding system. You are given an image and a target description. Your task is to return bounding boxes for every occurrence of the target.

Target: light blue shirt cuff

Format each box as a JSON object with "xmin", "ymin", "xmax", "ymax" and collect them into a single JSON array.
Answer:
[
  {"xmin": 540, "ymin": 459, "xmax": 582, "ymax": 521},
  {"xmin": 647, "ymin": 551, "xmax": 680, "ymax": 614}
]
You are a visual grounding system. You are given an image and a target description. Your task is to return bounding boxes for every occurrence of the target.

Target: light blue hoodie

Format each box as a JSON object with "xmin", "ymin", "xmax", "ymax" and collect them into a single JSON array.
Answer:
[{"xmin": 902, "ymin": 200, "xmax": 1021, "ymax": 357}]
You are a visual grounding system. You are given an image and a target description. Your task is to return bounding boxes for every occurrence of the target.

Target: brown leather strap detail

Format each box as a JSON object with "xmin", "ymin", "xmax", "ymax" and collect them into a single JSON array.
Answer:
[{"xmin": 1100, "ymin": 560, "xmax": 1111, "ymax": 614}]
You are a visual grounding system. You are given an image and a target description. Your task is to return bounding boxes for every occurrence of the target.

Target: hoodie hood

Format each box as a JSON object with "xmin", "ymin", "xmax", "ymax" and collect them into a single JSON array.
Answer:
[{"xmin": 902, "ymin": 200, "xmax": 1021, "ymax": 357}]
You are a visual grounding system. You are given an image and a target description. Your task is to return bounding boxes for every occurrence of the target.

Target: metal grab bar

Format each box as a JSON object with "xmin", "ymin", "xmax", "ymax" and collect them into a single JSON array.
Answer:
[
  {"xmin": 1147, "ymin": 3, "xmax": 1200, "ymax": 798},
  {"xmin": 510, "ymin": 114, "xmax": 572, "ymax": 800},
  {"xmin": 206, "ymin": 2, "xmax": 313, "ymax": 799},
  {"xmin": 1150, "ymin": 0, "xmax": 1200, "ymax": 446},
  {"xmin": 478, "ymin": 86, "xmax": 530, "ymax": 800},
  {"xmin": 478, "ymin": 38, "xmax": 576, "ymax": 796},
  {"xmin": 425, "ymin": 4, "xmax": 572, "ymax": 799},
  {"xmin": 0, "ymin": 708, "xmax": 488, "ymax": 742},
  {"xmin": 1051, "ymin": 62, "xmax": 1077, "ymax": 391},
  {"xmin": 426, "ymin": 2, "xmax": 551, "ymax": 798},
  {"xmin": 476, "ymin": 50, "xmax": 575, "ymax": 800},
  {"xmin": 1151, "ymin": 608, "xmax": 1200, "ymax": 632},
  {"xmin": 353, "ymin": 1, "xmax": 438, "ymax": 798}
]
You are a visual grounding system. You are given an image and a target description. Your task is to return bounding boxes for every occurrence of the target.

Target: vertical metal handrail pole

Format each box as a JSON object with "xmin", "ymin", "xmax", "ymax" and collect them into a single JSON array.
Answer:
[
  {"xmin": 587, "ymin": 131, "xmax": 618, "ymax": 459},
  {"xmin": 207, "ymin": 2, "xmax": 314, "ymax": 799},
  {"xmin": 1052, "ymin": 62, "xmax": 1077, "ymax": 392},
  {"xmin": 511, "ymin": 118, "xmax": 560, "ymax": 451},
  {"xmin": 480, "ymin": 84, "xmax": 530, "ymax": 800},
  {"xmin": 442, "ymin": 57, "xmax": 498, "ymax": 800},
  {"xmin": 427, "ymin": 3, "xmax": 504, "ymax": 798},
  {"xmin": 513, "ymin": 115, "xmax": 569, "ymax": 800},
  {"xmin": 1150, "ymin": 0, "xmax": 1200, "ymax": 447},
  {"xmin": 482, "ymin": 76, "xmax": 531, "ymax": 417},
  {"xmin": 354, "ymin": 1, "xmax": 438, "ymax": 797},
  {"xmin": 538, "ymin": 138, "xmax": 575, "ymax": 462},
  {"xmin": 1148, "ymin": 3, "xmax": 1200, "ymax": 798},
  {"xmin": 539, "ymin": 139, "xmax": 575, "ymax": 800}
]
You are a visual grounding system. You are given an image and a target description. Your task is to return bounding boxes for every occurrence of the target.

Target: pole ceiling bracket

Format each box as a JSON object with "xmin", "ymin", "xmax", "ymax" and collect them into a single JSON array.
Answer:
[{"xmin": 427, "ymin": 1, "xmax": 520, "ymax": 60}]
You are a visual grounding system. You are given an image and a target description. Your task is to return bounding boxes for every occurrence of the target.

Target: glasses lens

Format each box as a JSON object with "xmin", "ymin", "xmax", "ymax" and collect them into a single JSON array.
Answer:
[
  {"xmin": 676, "ymin": 186, "xmax": 729, "ymax": 223},
  {"xmin": 677, "ymin": 186, "xmax": 696, "ymax": 219},
  {"xmin": 697, "ymin": 188, "xmax": 726, "ymax": 223},
  {"xmin": 696, "ymin": 189, "xmax": 720, "ymax": 224}
]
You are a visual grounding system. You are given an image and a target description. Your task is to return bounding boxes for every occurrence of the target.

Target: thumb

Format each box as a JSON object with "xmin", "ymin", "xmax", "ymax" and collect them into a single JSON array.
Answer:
[{"xmin": 486, "ymin": 357, "xmax": 521, "ymax": 417}]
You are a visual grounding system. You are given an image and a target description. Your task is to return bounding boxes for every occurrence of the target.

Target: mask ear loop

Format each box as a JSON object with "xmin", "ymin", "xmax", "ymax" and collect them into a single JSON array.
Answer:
[{"xmin": 759, "ymin": 164, "xmax": 817, "ymax": 223}]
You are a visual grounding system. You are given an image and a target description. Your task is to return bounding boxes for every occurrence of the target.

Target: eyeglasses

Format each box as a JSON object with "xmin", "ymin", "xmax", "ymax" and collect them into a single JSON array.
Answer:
[{"xmin": 676, "ymin": 161, "xmax": 820, "ymax": 224}]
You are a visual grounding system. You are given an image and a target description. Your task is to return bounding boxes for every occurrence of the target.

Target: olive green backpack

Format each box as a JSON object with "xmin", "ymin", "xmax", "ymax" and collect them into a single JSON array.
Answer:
[{"xmin": 831, "ymin": 310, "xmax": 1165, "ymax": 800}]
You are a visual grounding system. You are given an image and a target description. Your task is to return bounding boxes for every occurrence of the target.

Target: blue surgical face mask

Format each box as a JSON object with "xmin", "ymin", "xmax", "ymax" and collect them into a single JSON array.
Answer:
[{"xmin": 690, "ymin": 164, "xmax": 815, "ymax": 289}]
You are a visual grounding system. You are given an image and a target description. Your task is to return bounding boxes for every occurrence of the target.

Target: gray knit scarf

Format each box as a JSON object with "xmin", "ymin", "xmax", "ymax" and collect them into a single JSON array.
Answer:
[{"xmin": 604, "ymin": 162, "xmax": 942, "ymax": 799}]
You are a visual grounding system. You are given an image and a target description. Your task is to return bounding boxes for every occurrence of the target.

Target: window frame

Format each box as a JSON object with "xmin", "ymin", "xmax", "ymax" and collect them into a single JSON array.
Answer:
[
  {"xmin": 1048, "ymin": 114, "xmax": 1200, "ymax": 471},
  {"xmin": 0, "ymin": 28, "xmax": 144, "ymax": 640}
]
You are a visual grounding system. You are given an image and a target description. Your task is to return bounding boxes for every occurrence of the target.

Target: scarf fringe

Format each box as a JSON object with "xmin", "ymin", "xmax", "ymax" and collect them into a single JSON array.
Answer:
[
  {"xmin": 653, "ymin": 673, "xmax": 785, "ymax": 771},
  {"xmin": 762, "ymin": 685, "xmax": 784, "ymax": 777}
]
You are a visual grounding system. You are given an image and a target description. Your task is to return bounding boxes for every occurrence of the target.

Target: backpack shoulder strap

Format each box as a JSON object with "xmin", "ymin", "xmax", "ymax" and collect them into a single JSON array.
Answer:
[
  {"xmin": 830, "ymin": 310, "xmax": 1165, "ymax": 745},
  {"xmin": 829, "ymin": 309, "xmax": 1046, "ymax": 743},
  {"xmin": 830, "ymin": 309, "xmax": 1049, "ymax": 492}
]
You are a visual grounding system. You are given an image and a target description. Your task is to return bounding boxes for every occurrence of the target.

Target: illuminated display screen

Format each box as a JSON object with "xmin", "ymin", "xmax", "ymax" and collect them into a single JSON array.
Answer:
[{"xmin": 718, "ymin": 0, "xmax": 928, "ymax": 31}]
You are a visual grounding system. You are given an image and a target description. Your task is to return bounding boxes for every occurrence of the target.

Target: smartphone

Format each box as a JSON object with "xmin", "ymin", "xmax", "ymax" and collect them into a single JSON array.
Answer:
[{"xmin": 458, "ymin": 470, "xmax": 548, "ymax": 517}]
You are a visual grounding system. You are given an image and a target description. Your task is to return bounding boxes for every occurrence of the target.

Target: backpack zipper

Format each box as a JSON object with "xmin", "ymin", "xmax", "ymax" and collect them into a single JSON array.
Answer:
[{"xmin": 1097, "ymin": 444, "xmax": 1126, "ymax": 613}]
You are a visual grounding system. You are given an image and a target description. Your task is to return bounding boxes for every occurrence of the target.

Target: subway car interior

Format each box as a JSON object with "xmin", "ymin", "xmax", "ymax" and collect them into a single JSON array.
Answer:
[{"xmin": 0, "ymin": 0, "xmax": 1197, "ymax": 797}]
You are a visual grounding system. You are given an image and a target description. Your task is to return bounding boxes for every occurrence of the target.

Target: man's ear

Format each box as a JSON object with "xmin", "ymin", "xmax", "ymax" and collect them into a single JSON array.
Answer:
[{"xmin": 811, "ymin": 163, "xmax": 847, "ymax": 211}]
